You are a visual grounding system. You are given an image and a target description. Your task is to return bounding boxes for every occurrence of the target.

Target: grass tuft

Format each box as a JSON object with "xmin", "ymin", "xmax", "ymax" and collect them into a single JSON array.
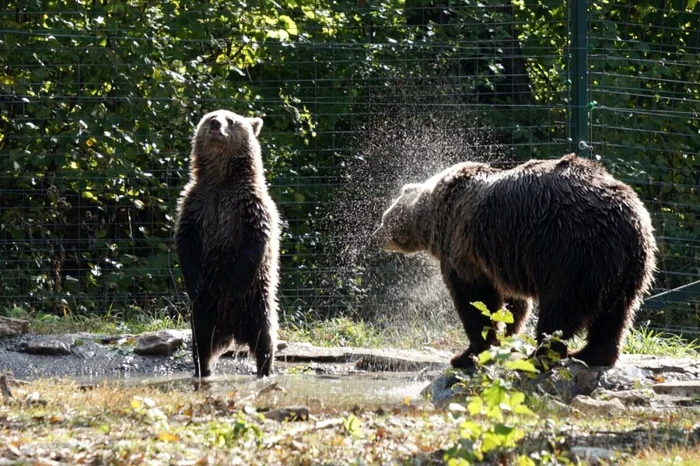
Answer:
[
  {"xmin": 625, "ymin": 322, "xmax": 700, "ymax": 358},
  {"xmin": 281, "ymin": 316, "xmax": 384, "ymax": 348}
]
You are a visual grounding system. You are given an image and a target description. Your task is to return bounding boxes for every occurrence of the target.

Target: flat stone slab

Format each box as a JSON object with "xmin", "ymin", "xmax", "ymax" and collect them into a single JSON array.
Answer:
[
  {"xmin": 0, "ymin": 317, "xmax": 29, "ymax": 337},
  {"xmin": 570, "ymin": 395, "xmax": 625, "ymax": 416},
  {"xmin": 275, "ymin": 342, "xmax": 450, "ymax": 372},
  {"xmin": 652, "ymin": 381, "xmax": 700, "ymax": 396},
  {"xmin": 590, "ymin": 388, "xmax": 655, "ymax": 407},
  {"xmin": 620, "ymin": 354, "xmax": 700, "ymax": 379}
]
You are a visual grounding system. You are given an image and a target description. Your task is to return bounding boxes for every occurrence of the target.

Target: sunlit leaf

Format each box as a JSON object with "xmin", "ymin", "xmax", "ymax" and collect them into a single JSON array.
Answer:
[
  {"xmin": 504, "ymin": 359, "xmax": 538, "ymax": 373},
  {"xmin": 491, "ymin": 309, "xmax": 514, "ymax": 324},
  {"xmin": 471, "ymin": 301, "xmax": 490, "ymax": 315}
]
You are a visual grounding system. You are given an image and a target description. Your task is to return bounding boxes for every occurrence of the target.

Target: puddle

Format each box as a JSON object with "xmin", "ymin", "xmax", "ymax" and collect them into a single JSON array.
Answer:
[{"xmin": 73, "ymin": 369, "xmax": 434, "ymax": 410}]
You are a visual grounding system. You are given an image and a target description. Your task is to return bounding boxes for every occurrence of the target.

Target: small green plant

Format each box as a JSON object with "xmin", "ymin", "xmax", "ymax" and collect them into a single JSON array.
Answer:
[
  {"xmin": 30, "ymin": 307, "xmax": 188, "ymax": 335},
  {"xmin": 2, "ymin": 306, "xmax": 29, "ymax": 319},
  {"xmin": 342, "ymin": 413, "xmax": 363, "ymax": 438},
  {"xmin": 283, "ymin": 316, "xmax": 383, "ymax": 348},
  {"xmin": 207, "ymin": 412, "xmax": 263, "ymax": 448},
  {"xmin": 444, "ymin": 302, "xmax": 569, "ymax": 465}
]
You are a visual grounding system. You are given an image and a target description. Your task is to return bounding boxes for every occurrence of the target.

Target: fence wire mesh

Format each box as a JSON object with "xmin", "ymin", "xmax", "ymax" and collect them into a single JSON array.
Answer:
[{"xmin": 1, "ymin": 1, "xmax": 698, "ymax": 335}]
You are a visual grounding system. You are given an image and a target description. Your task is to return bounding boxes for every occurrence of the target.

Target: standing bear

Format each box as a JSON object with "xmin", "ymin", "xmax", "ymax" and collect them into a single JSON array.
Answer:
[
  {"xmin": 373, "ymin": 154, "xmax": 656, "ymax": 368},
  {"xmin": 175, "ymin": 109, "xmax": 280, "ymax": 378}
]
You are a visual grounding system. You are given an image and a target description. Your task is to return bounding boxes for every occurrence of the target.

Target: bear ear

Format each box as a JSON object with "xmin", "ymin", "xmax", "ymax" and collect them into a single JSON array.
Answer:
[
  {"xmin": 248, "ymin": 117, "xmax": 264, "ymax": 137},
  {"xmin": 400, "ymin": 183, "xmax": 422, "ymax": 196}
]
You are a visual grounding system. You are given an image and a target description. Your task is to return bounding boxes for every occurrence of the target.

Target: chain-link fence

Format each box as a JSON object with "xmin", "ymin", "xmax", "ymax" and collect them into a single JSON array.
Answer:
[{"xmin": 1, "ymin": 1, "xmax": 698, "ymax": 334}]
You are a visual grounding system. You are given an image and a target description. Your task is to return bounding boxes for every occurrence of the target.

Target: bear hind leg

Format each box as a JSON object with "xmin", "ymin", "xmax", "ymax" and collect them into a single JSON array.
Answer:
[
  {"xmin": 570, "ymin": 298, "xmax": 632, "ymax": 367},
  {"xmin": 192, "ymin": 309, "xmax": 215, "ymax": 378},
  {"xmin": 236, "ymin": 294, "xmax": 275, "ymax": 378}
]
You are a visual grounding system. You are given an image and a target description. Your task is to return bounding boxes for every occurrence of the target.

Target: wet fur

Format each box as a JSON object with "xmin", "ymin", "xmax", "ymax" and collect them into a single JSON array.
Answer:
[
  {"xmin": 375, "ymin": 154, "xmax": 657, "ymax": 368},
  {"xmin": 175, "ymin": 110, "xmax": 279, "ymax": 377}
]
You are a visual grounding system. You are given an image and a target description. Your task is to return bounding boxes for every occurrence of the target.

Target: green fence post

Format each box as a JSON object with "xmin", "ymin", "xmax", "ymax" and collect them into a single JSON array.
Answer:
[{"xmin": 571, "ymin": 0, "xmax": 589, "ymax": 156}]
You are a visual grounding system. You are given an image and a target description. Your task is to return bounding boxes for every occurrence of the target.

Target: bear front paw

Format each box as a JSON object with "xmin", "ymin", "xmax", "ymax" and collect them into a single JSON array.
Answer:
[{"xmin": 450, "ymin": 350, "xmax": 478, "ymax": 370}]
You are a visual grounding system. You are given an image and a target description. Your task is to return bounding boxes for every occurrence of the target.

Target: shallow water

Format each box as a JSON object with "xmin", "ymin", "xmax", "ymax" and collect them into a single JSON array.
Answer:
[{"xmin": 74, "ymin": 369, "xmax": 434, "ymax": 410}]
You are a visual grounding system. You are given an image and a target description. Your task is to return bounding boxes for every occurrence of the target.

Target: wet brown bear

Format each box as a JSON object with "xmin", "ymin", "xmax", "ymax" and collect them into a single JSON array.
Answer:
[
  {"xmin": 175, "ymin": 109, "xmax": 280, "ymax": 377},
  {"xmin": 374, "ymin": 154, "xmax": 656, "ymax": 368}
]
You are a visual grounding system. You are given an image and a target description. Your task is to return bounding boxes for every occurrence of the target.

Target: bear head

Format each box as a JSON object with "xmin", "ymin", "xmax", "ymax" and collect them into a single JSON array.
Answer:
[
  {"xmin": 195, "ymin": 109, "xmax": 263, "ymax": 151},
  {"xmin": 373, "ymin": 182, "xmax": 430, "ymax": 253},
  {"xmin": 190, "ymin": 110, "xmax": 265, "ymax": 179}
]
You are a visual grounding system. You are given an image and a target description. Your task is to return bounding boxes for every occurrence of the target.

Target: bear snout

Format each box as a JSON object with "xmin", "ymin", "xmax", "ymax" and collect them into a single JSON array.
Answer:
[
  {"xmin": 371, "ymin": 226, "xmax": 396, "ymax": 251},
  {"xmin": 209, "ymin": 118, "xmax": 222, "ymax": 134}
]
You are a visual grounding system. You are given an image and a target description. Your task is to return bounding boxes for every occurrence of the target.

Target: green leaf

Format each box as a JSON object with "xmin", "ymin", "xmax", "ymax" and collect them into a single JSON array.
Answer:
[
  {"xmin": 471, "ymin": 301, "xmax": 490, "ymax": 316},
  {"xmin": 491, "ymin": 309, "xmax": 514, "ymax": 324},
  {"xmin": 482, "ymin": 384, "xmax": 507, "ymax": 407},
  {"xmin": 493, "ymin": 423, "xmax": 516, "ymax": 436},
  {"xmin": 342, "ymin": 414, "xmax": 362, "ymax": 437},
  {"xmin": 278, "ymin": 15, "xmax": 298, "ymax": 36},
  {"xmin": 457, "ymin": 420, "xmax": 481, "ymax": 438},
  {"xmin": 512, "ymin": 404, "xmax": 536, "ymax": 416},
  {"xmin": 480, "ymin": 431, "xmax": 503, "ymax": 452},
  {"xmin": 478, "ymin": 350, "xmax": 493, "ymax": 365},
  {"xmin": 504, "ymin": 359, "xmax": 538, "ymax": 373},
  {"xmin": 467, "ymin": 397, "xmax": 483, "ymax": 416}
]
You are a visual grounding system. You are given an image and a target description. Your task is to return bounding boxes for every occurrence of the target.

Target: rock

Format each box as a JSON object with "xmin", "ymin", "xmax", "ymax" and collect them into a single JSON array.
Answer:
[
  {"xmin": 263, "ymin": 406, "xmax": 310, "ymax": 422},
  {"xmin": 516, "ymin": 364, "xmax": 604, "ymax": 403},
  {"xmin": 22, "ymin": 336, "xmax": 74, "ymax": 355},
  {"xmin": 590, "ymin": 388, "xmax": 654, "ymax": 407},
  {"xmin": 652, "ymin": 380, "xmax": 700, "ymax": 396},
  {"xmin": 354, "ymin": 352, "xmax": 447, "ymax": 372},
  {"xmin": 275, "ymin": 342, "xmax": 351, "ymax": 363},
  {"xmin": 570, "ymin": 446, "xmax": 619, "ymax": 465},
  {"xmin": 570, "ymin": 365, "xmax": 604, "ymax": 394},
  {"xmin": 133, "ymin": 330, "xmax": 186, "ymax": 356},
  {"xmin": 99, "ymin": 334, "xmax": 136, "ymax": 345},
  {"xmin": 597, "ymin": 365, "xmax": 654, "ymax": 390},
  {"xmin": 275, "ymin": 342, "xmax": 449, "ymax": 371},
  {"xmin": 570, "ymin": 395, "xmax": 625, "ymax": 416},
  {"xmin": 222, "ymin": 340, "xmax": 291, "ymax": 358},
  {"xmin": 621, "ymin": 354, "xmax": 700, "ymax": 380},
  {"xmin": 0, "ymin": 316, "xmax": 29, "ymax": 337},
  {"xmin": 421, "ymin": 371, "xmax": 464, "ymax": 406}
]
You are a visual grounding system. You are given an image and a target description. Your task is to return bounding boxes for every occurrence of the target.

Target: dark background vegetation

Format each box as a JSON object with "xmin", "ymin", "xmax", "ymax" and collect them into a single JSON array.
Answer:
[{"xmin": 1, "ymin": 0, "xmax": 698, "ymax": 333}]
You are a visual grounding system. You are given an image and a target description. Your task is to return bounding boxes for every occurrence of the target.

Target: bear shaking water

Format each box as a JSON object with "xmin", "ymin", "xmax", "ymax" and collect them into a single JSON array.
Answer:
[
  {"xmin": 175, "ymin": 110, "xmax": 280, "ymax": 377},
  {"xmin": 373, "ymin": 154, "xmax": 656, "ymax": 368}
]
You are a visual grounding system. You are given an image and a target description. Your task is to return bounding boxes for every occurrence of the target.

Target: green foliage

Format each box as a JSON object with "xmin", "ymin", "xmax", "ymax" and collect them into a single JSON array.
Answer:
[
  {"xmin": 283, "ymin": 316, "xmax": 383, "ymax": 348},
  {"xmin": 28, "ymin": 306, "xmax": 188, "ymax": 335},
  {"xmin": 588, "ymin": 1, "xmax": 699, "ymax": 328},
  {"xmin": 625, "ymin": 321, "xmax": 700, "ymax": 358},
  {"xmin": 444, "ymin": 302, "xmax": 571, "ymax": 465},
  {"xmin": 0, "ymin": 0, "xmax": 696, "ymax": 333},
  {"xmin": 342, "ymin": 413, "xmax": 363, "ymax": 438},
  {"xmin": 207, "ymin": 412, "xmax": 263, "ymax": 448}
]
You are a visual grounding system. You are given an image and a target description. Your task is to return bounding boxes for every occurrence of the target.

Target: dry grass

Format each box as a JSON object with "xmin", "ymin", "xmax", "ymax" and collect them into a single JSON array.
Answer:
[
  {"xmin": 1, "ymin": 375, "xmax": 698, "ymax": 465},
  {"xmin": 622, "ymin": 446, "xmax": 700, "ymax": 466}
]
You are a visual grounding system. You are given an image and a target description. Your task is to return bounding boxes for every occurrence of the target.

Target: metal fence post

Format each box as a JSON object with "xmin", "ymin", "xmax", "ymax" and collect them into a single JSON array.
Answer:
[{"xmin": 571, "ymin": 0, "xmax": 589, "ymax": 156}]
